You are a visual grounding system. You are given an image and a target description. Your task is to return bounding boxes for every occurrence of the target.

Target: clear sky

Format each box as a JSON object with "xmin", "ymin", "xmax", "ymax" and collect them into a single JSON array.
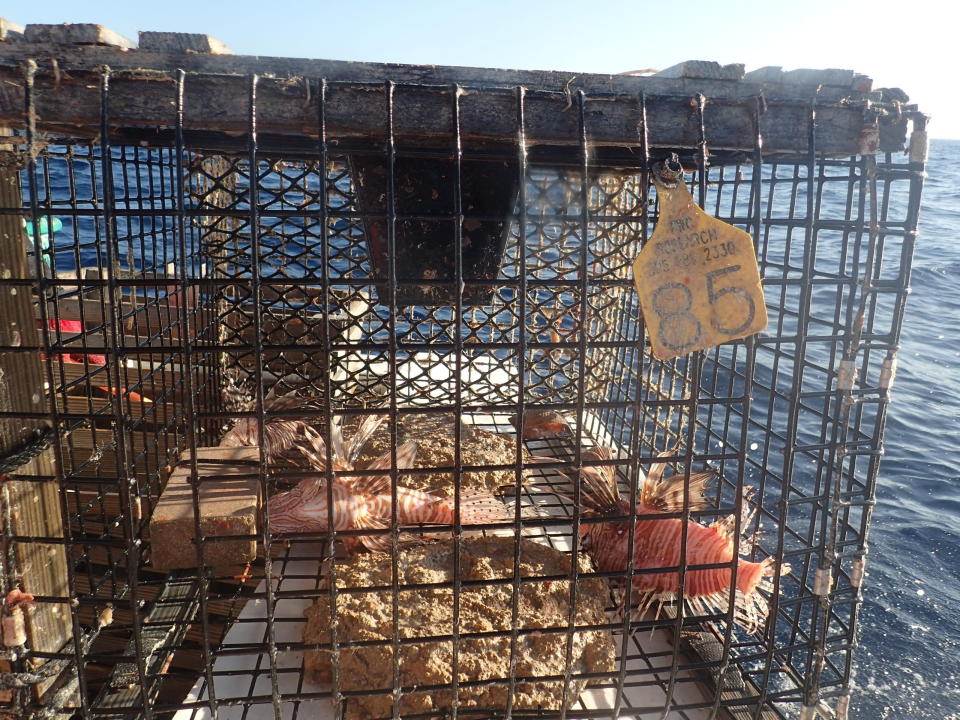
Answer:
[{"xmin": 8, "ymin": 0, "xmax": 953, "ymax": 137}]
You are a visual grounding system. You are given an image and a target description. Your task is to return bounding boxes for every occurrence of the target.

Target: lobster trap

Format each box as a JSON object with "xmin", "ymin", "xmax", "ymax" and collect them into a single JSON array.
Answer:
[{"xmin": 0, "ymin": 23, "xmax": 928, "ymax": 720}]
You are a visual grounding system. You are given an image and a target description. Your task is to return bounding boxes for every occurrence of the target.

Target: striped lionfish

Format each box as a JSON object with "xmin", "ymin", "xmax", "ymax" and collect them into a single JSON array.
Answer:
[
  {"xmin": 574, "ymin": 446, "xmax": 790, "ymax": 632},
  {"xmin": 269, "ymin": 414, "xmax": 514, "ymax": 551},
  {"xmin": 218, "ymin": 382, "xmax": 321, "ymax": 465}
]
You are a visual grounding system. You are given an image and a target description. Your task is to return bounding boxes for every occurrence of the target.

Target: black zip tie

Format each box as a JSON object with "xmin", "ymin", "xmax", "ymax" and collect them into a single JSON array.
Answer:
[
  {"xmin": 0, "ymin": 652, "xmax": 67, "ymax": 690},
  {"xmin": 0, "ymin": 426, "xmax": 56, "ymax": 477}
]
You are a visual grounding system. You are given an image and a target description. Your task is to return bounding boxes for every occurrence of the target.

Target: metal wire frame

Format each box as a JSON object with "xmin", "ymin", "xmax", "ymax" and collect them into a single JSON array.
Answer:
[{"xmin": 0, "ymin": 71, "xmax": 926, "ymax": 720}]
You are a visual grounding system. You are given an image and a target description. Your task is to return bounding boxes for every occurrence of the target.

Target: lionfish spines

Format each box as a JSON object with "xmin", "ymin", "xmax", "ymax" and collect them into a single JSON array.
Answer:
[{"xmin": 569, "ymin": 445, "xmax": 787, "ymax": 634}]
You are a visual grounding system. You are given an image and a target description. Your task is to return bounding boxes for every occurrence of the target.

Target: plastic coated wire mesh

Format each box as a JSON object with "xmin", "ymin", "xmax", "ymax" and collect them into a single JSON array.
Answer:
[{"xmin": 0, "ymin": 72, "xmax": 926, "ymax": 720}]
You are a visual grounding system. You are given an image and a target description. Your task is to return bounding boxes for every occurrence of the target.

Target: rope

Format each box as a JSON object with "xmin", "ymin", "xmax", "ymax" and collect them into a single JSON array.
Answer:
[{"xmin": 0, "ymin": 426, "xmax": 56, "ymax": 477}]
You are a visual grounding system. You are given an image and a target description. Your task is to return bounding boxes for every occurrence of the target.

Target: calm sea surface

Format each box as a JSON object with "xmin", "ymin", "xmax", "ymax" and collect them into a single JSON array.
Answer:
[{"xmin": 851, "ymin": 139, "xmax": 960, "ymax": 719}]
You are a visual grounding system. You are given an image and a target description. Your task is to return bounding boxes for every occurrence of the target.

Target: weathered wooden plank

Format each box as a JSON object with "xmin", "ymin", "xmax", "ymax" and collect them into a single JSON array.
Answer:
[
  {"xmin": 71, "ymin": 573, "xmax": 241, "ymax": 621},
  {"xmin": 60, "ymin": 447, "xmax": 160, "ymax": 480},
  {"xmin": 64, "ymin": 425, "xmax": 160, "ymax": 453},
  {"xmin": 745, "ymin": 65, "xmax": 865, "ymax": 89},
  {"xmin": 782, "ymin": 67, "xmax": 855, "ymax": 87},
  {"xmin": 48, "ymin": 295, "xmax": 189, "ymax": 339},
  {"xmin": 742, "ymin": 66, "xmax": 785, "ymax": 84},
  {"xmin": 655, "ymin": 61, "xmax": 745, "ymax": 81},
  {"xmin": 56, "ymin": 393, "xmax": 175, "ymax": 425},
  {"xmin": 0, "ymin": 44, "xmax": 875, "ymax": 108},
  {"xmin": 149, "ymin": 446, "xmax": 260, "ymax": 571},
  {"xmin": 138, "ymin": 31, "xmax": 231, "ymax": 55},
  {"xmin": 0, "ymin": 45, "xmax": 910, "ymax": 156},
  {"xmin": 0, "ymin": 127, "xmax": 73, "ymax": 703},
  {"xmin": 94, "ymin": 573, "xmax": 203, "ymax": 708},
  {"xmin": 0, "ymin": 18, "xmax": 23, "ymax": 42},
  {"xmin": 0, "ymin": 70, "xmax": 883, "ymax": 156},
  {"xmin": 0, "ymin": 45, "xmax": 834, "ymax": 97},
  {"xmin": 51, "ymin": 359, "xmax": 193, "ymax": 402},
  {"xmin": 22, "ymin": 23, "xmax": 135, "ymax": 49}
]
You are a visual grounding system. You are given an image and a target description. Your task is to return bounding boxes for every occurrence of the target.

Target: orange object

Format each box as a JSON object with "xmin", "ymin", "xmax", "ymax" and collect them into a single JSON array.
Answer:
[
  {"xmin": 4, "ymin": 588, "xmax": 35, "ymax": 611},
  {"xmin": 268, "ymin": 414, "xmax": 513, "ymax": 551},
  {"xmin": 94, "ymin": 386, "xmax": 152, "ymax": 403},
  {"xmin": 510, "ymin": 409, "xmax": 571, "ymax": 439},
  {"xmin": 233, "ymin": 562, "xmax": 254, "ymax": 583}
]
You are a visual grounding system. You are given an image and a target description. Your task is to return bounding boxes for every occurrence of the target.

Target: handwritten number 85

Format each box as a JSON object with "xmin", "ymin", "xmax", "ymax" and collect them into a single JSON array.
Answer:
[{"xmin": 650, "ymin": 265, "xmax": 756, "ymax": 351}]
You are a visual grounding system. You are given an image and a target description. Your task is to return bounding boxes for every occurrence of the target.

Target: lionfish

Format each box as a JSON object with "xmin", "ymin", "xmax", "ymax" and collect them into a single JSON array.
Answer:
[
  {"xmin": 218, "ymin": 381, "xmax": 321, "ymax": 465},
  {"xmin": 269, "ymin": 414, "xmax": 514, "ymax": 551},
  {"xmin": 574, "ymin": 446, "xmax": 789, "ymax": 632},
  {"xmin": 510, "ymin": 409, "xmax": 572, "ymax": 440}
]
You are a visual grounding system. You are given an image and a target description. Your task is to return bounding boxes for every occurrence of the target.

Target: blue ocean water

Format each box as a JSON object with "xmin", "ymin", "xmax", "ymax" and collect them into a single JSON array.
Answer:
[{"xmin": 850, "ymin": 139, "xmax": 960, "ymax": 719}]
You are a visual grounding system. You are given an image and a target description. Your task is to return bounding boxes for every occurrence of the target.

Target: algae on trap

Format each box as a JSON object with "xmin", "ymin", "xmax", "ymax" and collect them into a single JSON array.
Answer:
[{"xmin": 303, "ymin": 536, "xmax": 616, "ymax": 719}]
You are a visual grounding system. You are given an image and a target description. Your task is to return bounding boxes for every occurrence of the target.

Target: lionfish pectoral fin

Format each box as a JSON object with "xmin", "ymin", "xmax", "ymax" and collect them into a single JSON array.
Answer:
[
  {"xmin": 578, "ymin": 445, "xmax": 623, "ymax": 514},
  {"xmin": 712, "ymin": 513, "xmax": 738, "ymax": 541},
  {"xmin": 263, "ymin": 419, "xmax": 312, "ymax": 461},
  {"xmin": 579, "ymin": 466, "xmax": 623, "ymax": 514},
  {"xmin": 352, "ymin": 514, "xmax": 392, "ymax": 552},
  {"xmin": 329, "ymin": 415, "xmax": 347, "ymax": 465},
  {"xmin": 644, "ymin": 439, "xmax": 684, "ymax": 488},
  {"xmin": 646, "ymin": 470, "xmax": 715, "ymax": 513},
  {"xmin": 351, "ymin": 441, "xmax": 419, "ymax": 495},
  {"xmin": 344, "ymin": 413, "xmax": 388, "ymax": 464},
  {"xmin": 296, "ymin": 426, "xmax": 328, "ymax": 472},
  {"xmin": 262, "ymin": 388, "xmax": 294, "ymax": 410},
  {"xmin": 394, "ymin": 440, "xmax": 420, "ymax": 470}
]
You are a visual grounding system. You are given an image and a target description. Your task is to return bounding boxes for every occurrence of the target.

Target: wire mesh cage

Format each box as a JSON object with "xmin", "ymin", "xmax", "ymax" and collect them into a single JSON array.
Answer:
[{"xmin": 0, "ymin": 27, "xmax": 928, "ymax": 720}]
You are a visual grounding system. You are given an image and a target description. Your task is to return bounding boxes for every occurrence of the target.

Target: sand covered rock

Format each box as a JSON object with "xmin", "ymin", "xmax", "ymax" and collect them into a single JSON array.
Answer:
[
  {"xmin": 303, "ymin": 537, "xmax": 615, "ymax": 719},
  {"xmin": 355, "ymin": 412, "xmax": 528, "ymax": 498}
]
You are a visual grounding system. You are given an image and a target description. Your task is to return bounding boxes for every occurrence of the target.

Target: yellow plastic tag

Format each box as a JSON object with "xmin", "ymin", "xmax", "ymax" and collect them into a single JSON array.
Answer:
[{"xmin": 633, "ymin": 168, "xmax": 767, "ymax": 361}]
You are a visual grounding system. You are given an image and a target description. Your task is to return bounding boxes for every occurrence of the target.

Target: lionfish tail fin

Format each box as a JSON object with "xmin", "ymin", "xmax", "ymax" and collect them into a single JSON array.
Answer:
[
  {"xmin": 647, "ymin": 470, "xmax": 715, "ymax": 513},
  {"xmin": 758, "ymin": 555, "xmax": 790, "ymax": 581},
  {"xmin": 454, "ymin": 493, "xmax": 514, "ymax": 525}
]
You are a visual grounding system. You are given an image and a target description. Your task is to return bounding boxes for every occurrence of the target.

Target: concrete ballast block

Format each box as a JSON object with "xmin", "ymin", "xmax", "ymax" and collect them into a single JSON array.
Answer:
[{"xmin": 150, "ymin": 446, "xmax": 261, "ymax": 570}]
